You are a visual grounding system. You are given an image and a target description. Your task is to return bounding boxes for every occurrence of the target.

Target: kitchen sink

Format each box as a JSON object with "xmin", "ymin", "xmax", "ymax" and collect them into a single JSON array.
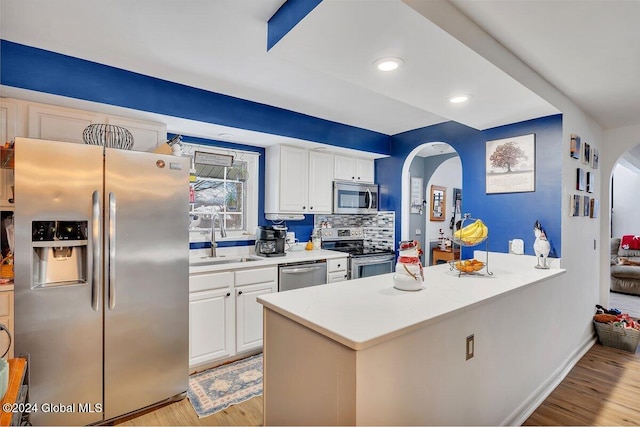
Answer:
[{"xmin": 189, "ymin": 255, "xmax": 263, "ymax": 266}]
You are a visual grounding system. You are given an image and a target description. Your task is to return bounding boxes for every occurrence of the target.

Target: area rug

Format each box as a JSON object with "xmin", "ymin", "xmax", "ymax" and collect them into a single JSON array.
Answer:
[{"xmin": 187, "ymin": 353, "xmax": 263, "ymax": 418}]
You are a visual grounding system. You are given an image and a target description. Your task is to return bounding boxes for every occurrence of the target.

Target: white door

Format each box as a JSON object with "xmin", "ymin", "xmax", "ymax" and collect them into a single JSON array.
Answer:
[
  {"xmin": 308, "ymin": 151, "xmax": 333, "ymax": 213},
  {"xmin": 279, "ymin": 146, "xmax": 309, "ymax": 212},
  {"xmin": 189, "ymin": 288, "xmax": 235, "ymax": 366},
  {"xmin": 236, "ymin": 282, "xmax": 275, "ymax": 353}
]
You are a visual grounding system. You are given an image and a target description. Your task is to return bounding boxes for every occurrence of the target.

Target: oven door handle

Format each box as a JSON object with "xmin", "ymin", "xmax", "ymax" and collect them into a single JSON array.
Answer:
[{"xmin": 351, "ymin": 255, "xmax": 395, "ymax": 265}]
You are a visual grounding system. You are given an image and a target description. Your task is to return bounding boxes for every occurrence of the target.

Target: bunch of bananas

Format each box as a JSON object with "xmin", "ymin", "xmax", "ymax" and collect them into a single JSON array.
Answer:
[{"xmin": 454, "ymin": 219, "xmax": 488, "ymax": 245}]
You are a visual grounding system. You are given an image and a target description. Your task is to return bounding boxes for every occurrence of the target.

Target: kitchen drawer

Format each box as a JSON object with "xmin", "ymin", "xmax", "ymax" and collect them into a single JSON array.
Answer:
[
  {"xmin": 328, "ymin": 258, "xmax": 347, "ymax": 273},
  {"xmin": 328, "ymin": 272, "xmax": 348, "ymax": 283},
  {"xmin": 189, "ymin": 271, "xmax": 234, "ymax": 293},
  {"xmin": 0, "ymin": 291, "xmax": 12, "ymax": 317},
  {"xmin": 236, "ymin": 267, "xmax": 277, "ymax": 286}
]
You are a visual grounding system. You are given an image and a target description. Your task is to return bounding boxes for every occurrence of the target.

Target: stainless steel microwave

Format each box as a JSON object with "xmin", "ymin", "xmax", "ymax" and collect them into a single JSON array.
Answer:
[{"xmin": 333, "ymin": 181, "xmax": 379, "ymax": 214}]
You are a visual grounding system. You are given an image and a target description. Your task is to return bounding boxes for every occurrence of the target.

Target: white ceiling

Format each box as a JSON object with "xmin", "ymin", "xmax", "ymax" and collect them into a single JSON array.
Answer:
[{"xmin": 1, "ymin": 0, "xmax": 639, "ymax": 161}]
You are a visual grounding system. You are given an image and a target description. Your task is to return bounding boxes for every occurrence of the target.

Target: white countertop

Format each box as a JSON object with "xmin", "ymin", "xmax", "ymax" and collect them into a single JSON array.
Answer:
[
  {"xmin": 258, "ymin": 252, "xmax": 566, "ymax": 351},
  {"xmin": 189, "ymin": 248, "xmax": 348, "ymax": 274}
]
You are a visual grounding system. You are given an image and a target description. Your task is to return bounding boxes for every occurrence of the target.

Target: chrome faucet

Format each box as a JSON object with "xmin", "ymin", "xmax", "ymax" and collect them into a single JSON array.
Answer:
[{"xmin": 209, "ymin": 213, "xmax": 227, "ymax": 257}]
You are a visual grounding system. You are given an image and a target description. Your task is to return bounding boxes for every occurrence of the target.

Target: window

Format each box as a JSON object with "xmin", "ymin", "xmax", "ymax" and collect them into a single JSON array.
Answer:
[{"xmin": 185, "ymin": 143, "xmax": 259, "ymax": 240}]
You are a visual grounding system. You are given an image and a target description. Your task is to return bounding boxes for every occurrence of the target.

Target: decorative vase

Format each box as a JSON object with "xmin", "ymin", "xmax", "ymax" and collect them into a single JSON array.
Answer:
[{"xmin": 393, "ymin": 240, "xmax": 424, "ymax": 291}]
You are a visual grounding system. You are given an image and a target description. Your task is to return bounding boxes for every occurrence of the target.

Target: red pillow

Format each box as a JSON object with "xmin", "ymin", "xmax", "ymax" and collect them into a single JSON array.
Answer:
[{"xmin": 620, "ymin": 235, "xmax": 640, "ymax": 250}]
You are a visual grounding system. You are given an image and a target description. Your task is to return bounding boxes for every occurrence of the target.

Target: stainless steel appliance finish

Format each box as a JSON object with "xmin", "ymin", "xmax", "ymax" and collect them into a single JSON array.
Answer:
[
  {"xmin": 278, "ymin": 260, "xmax": 327, "ymax": 292},
  {"xmin": 14, "ymin": 138, "xmax": 189, "ymax": 425},
  {"xmin": 350, "ymin": 254, "xmax": 395, "ymax": 279},
  {"xmin": 320, "ymin": 228, "xmax": 395, "ymax": 280},
  {"xmin": 333, "ymin": 181, "xmax": 379, "ymax": 214}
]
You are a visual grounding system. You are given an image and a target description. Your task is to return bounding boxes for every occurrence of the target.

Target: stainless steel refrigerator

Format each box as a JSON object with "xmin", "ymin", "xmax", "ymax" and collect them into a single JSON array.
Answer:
[{"xmin": 14, "ymin": 137, "xmax": 189, "ymax": 425}]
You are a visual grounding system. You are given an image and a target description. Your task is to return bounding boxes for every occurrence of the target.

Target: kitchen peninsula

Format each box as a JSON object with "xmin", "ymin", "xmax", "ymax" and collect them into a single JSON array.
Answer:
[{"xmin": 258, "ymin": 252, "xmax": 567, "ymax": 426}]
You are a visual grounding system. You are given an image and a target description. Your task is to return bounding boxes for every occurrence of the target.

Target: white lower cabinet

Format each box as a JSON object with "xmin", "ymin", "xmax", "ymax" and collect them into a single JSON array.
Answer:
[
  {"xmin": 327, "ymin": 257, "xmax": 348, "ymax": 283},
  {"xmin": 236, "ymin": 282, "xmax": 275, "ymax": 353},
  {"xmin": 189, "ymin": 287, "xmax": 234, "ymax": 366},
  {"xmin": 189, "ymin": 266, "xmax": 277, "ymax": 369}
]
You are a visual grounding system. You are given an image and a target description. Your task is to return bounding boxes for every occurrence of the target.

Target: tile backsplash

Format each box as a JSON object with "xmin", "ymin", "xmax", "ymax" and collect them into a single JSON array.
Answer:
[{"xmin": 314, "ymin": 211, "xmax": 395, "ymax": 251}]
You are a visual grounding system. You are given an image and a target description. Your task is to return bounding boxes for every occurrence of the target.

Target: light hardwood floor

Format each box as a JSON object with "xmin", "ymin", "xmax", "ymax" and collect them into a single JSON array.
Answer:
[
  {"xmin": 116, "ymin": 395, "xmax": 263, "ymax": 426},
  {"xmin": 524, "ymin": 343, "xmax": 640, "ymax": 426},
  {"xmin": 117, "ymin": 343, "xmax": 639, "ymax": 426}
]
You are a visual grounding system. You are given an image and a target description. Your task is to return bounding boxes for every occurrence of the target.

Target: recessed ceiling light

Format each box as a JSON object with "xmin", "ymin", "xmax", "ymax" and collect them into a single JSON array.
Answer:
[
  {"xmin": 373, "ymin": 57, "xmax": 404, "ymax": 72},
  {"xmin": 450, "ymin": 95, "xmax": 471, "ymax": 103},
  {"xmin": 218, "ymin": 132, "xmax": 234, "ymax": 138}
]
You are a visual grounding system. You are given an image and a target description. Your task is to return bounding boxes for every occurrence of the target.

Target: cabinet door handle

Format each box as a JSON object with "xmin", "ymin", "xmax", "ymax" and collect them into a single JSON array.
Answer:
[
  {"xmin": 226, "ymin": 292, "xmax": 231, "ymax": 297},
  {"xmin": 238, "ymin": 290, "xmax": 243, "ymax": 295},
  {"xmin": 310, "ymin": 206, "xmax": 313, "ymax": 210}
]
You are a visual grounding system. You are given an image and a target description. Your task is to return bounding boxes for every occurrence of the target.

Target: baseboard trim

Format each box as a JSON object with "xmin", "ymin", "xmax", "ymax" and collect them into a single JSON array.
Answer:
[{"xmin": 502, "ymin": 334, "xmax": 597, "ymax": 426}]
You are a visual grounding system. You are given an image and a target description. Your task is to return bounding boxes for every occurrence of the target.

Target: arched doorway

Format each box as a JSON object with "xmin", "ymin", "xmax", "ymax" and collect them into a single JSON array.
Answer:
[
  {"xmin": 608, "ymin": 143, "xmax": 640, "ymax": 315},
  {"xmin": 401, "ymin": 142, "xmax": 461, "ymax": 265}
]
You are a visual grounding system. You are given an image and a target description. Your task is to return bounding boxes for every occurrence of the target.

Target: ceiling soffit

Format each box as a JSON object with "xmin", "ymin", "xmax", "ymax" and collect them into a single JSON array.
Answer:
[{"xmin": 268, "ymin": 0, "xmax": 559, "ymax": 131}]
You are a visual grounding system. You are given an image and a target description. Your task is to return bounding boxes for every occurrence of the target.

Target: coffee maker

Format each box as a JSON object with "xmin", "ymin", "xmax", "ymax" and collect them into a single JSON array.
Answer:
[{"xmin": 255, "ymin": 225, "xmax": 286, "ymax": 257}]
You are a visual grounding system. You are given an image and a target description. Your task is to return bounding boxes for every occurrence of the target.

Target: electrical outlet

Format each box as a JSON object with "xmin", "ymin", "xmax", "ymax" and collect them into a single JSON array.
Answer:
[{"xmin": 466, "ymin": 334, "xmax": 474, "ymax": 360}]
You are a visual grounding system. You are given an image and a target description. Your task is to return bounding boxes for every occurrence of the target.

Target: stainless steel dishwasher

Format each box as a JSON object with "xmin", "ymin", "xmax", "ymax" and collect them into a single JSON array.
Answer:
[{"xmin": 278, "ymin": 259, "xmax": 327, "ymax": 292}]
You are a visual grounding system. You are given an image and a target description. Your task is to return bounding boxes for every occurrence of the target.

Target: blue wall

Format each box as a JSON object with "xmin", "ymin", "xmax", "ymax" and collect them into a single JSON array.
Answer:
[
  {"xmin": 0, "ymin": 40, "xmax": 390, "ymax": 155},
  {"xmin": 380, "ymin": 115, "xmax": 563, "ymax": 257},
  {"xmin": 2, "ymin": 40, "xmax": 563, "ymax": 256}
]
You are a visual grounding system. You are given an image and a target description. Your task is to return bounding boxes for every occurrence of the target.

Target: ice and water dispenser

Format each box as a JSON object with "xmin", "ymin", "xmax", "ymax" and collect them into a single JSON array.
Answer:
[{"xmin": 32, "ymin": 220, "xmax": 88, "ymax": 288}]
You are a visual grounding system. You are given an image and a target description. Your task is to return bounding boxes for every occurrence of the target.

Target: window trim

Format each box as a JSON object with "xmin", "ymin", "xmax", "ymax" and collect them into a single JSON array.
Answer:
[{"xmin": 185, "ymin": 143, "xmax": 259, "ymax": 242}]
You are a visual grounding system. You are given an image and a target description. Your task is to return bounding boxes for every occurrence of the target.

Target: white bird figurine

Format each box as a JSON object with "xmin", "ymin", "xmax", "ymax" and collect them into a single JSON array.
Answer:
[{"xmin": 533, "ymin": 220, "xmax": 551, "ymax": 269}]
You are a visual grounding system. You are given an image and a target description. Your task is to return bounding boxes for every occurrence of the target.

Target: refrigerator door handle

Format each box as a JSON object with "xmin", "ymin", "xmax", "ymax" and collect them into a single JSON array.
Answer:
[
  {"xmin": 91, "ymin": 190, "xmax": 101, "ymax": 312},
  {"xmin": 107, "ymin": 191, "xmax": 117, "ymax": 310}
]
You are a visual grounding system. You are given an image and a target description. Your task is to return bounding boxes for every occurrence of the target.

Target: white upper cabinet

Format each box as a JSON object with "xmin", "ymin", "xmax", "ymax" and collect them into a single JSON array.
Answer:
[
  {"xmin": 106, "ymin": 116, "xmax": 166, "ymax": 152},
  {"xmin": 28, "ymin": 103, "xmax": 100, "ymax": 144},
  {"xmin": 334, "ymin": 154, "xmax": 375, "ymax": 183},
  {"xmin": 307, "ymin": 151, "xmax": 334, "ymax": 213},
  {"xmin": 265, "ymin": 145, "xmax": 333, "ymax": 214},
  {"xmin": 278, "ymin": 145, "xmax": 309, "ymax": 213},
  {"xmin": 22, "ymin": 100, "xmax": 166, "ymax": 151}
]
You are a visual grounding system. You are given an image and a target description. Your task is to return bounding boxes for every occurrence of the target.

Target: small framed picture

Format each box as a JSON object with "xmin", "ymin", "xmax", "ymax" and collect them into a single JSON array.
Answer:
[
  {"xmin": 583, "ymin": 196, "xmax": 590, "ymax": 217},
  {"xmin": 587, "ymin": 172, "xmax": 594, "ymax": 193},
  {"xmin": 571, "ymin": 194, "xmax": 581, "ymax": 217},
  {"xmin": 590, "ymin": 198, "xmax": 599, "ymax": 218},
  {"xmin": 576, "ymin": 168, "xmax": 586, "ymax": 191},
  {"xmin": 591, "ymin": 148, "xmax": 599, "ymax": 169},
  {"xmin": 582, "ymin": 142, "xmax": 591, "ymax": 165},
  {"xmin": 570, "ymin": 134, "xmax": 581, "ymax": 159}
]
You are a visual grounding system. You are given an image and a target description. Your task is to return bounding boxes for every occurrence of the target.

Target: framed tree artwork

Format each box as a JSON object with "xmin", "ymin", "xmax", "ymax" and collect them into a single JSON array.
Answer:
[{"xmin": 486, "ymin": 134, "xmax": 535, "ymax": 194}]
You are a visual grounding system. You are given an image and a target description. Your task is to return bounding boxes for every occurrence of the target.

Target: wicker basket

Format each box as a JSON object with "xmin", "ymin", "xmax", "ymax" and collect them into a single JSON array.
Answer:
[{"xmin": 593, "ymin": 321, "xmax": 640, "ymax": 352}]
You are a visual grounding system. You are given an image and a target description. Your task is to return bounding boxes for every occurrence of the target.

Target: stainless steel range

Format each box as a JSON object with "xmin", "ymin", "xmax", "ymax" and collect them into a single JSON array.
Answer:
[{"xmin": 320, "ymin": 228, "xmax": 395, "ymax": 279}]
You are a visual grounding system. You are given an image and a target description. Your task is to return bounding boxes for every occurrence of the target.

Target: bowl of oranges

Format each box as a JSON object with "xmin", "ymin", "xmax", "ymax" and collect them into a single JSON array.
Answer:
[{"xmin": 454, "ymin": 258, "xmax": 484, "ymax": 273}]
